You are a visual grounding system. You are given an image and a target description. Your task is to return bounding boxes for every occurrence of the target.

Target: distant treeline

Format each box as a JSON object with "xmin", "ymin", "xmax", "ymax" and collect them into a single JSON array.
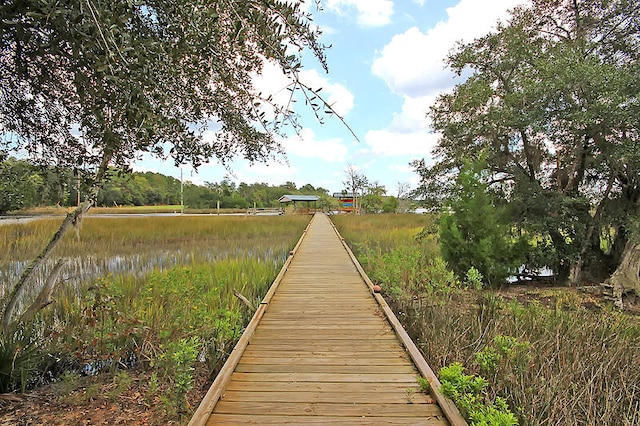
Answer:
[{"xmin": 0, "ymin": 154, "xmax": 332, "ymax": 213}]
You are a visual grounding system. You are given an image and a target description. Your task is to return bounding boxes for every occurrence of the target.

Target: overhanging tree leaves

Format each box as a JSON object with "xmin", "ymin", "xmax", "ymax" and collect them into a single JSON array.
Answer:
[
  {"xmin": 0, "ymin": 0, "xmax": 335, "ymax": 332},
  {"xmin": 414, "ymin": 0, "xmax": 640, "ymax": 285}
]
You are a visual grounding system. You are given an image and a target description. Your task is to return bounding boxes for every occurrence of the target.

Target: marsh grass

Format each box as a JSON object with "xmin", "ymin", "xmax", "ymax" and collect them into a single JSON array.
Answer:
[
  {"xmin": 334, "ymin": 214, "xmax": 640, "ymax": 426},
  {"xmin": 1, "ymin": 215, "xmax": 309, "ymax": 411},
  {"xmin": 2, "ymin": 215, "xmax": 306, "ymax": 260},
  {"xmin": 1, "ymin": 215, "xmax": 307, "ymax": 300},
  {"xmin": 401, "ymin": 295, "xmax": 640, "ymax": 425},
  {"xmin": 333, "ymin": 213, "xmax": 431, "ymax": 253},
  {"xmin": 333, "ymin": 214, "xmax": 458, "ymax": 296}
]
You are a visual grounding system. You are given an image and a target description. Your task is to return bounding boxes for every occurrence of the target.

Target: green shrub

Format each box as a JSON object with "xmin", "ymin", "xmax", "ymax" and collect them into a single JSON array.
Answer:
[
  {"xmin": 469, "ymin": 397, "xmax": 519, "ymax": 426},
  {"xmin": 439, "ymin": 362, "xmax": 518, "ymax": 426},
  {"xmin": 475, "ymin": 335, "xmax": 531, "ymax": 376},
  {"xmin": 474, "ymin": 347, "xmax": 501, "ymax": 374},
  {"xmin": 440, "ymin": 362, "xmax": 488, "ymax": 399},
  {"xmin": 439, "ymin": 161, "xmax": 527, "ymax": 286},
  {"xmin": 155, "ymin": 336, "xmax": 200, "ymax": 412},
  {"xmin": 465, "ymin": 267, "xmax": 484, "ymax": 290}
]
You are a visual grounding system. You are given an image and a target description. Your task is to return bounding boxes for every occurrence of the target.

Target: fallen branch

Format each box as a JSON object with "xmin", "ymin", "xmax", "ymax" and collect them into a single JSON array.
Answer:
[{"xmin": 233, "ymin": 289, "xmax": 255, "ymax": 310}]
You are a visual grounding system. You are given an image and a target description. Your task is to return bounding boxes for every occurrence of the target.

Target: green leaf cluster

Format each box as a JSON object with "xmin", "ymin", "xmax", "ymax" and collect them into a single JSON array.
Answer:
[
  {"xmin": 475, "ymin": 335, "xmax": 531, "ymax": 375},
  {"xmin": 155, "ymin": 336, "xmax": 199, "ymax": 411},
  {"xmin": 1, "ymin": 0, "xmax": 328, "ymax": 181},
  {"xmin": 439, "ymin": 362, "xmax": 518, "ymax": 426}
]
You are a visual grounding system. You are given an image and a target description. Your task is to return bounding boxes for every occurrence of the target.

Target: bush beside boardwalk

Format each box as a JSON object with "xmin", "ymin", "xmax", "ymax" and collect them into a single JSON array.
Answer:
[{"xmin": 332, "ymin": 213, "xmax": 640, "ymax": 426}]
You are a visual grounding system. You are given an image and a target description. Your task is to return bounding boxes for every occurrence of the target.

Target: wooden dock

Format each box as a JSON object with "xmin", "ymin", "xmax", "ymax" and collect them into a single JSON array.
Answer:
[{"xmin": 189, "ymin": 213, "xmax": 466, "ymax": 425}]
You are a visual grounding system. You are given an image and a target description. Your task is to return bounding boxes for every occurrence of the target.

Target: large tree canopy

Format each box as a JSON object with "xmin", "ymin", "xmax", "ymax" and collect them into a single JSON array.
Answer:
[
  {"xmin": 1, "ymin": 0, "xmax": 326, "ymax": 178},
  {"xmin": 414, "ymin": 0, "xmax": 639, "ymax": 285}
]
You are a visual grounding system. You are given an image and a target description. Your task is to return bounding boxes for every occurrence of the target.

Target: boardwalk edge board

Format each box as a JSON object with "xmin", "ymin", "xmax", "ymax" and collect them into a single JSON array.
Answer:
[
  {"xmin": 328, "ymin": 215, "xmax": 468, "ymax": 426},
  {"xmin": 187, "ymin": 215, "xmax": 315, "ymax": 426}
]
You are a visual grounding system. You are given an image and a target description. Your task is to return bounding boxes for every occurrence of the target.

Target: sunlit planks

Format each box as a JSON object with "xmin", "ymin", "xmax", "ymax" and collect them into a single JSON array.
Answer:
[{"xmin": 189, "ymin": 213, "xmax": 466, "ymax": 426}]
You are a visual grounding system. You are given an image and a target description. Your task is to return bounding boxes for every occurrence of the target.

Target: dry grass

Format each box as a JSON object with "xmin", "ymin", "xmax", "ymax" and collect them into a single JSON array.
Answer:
[
  {"xmin": 334, "ymin": 214, "xmax": 640, "ymax": 426},
  {"xmin": 398, "ymin": 293, "xmax": 640, "ymax": 425}
]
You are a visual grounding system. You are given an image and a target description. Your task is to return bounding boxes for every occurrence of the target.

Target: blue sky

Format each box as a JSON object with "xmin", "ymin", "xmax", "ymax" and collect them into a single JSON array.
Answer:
[{"xmin": 138, "ymin": 0, "xmax": 526, "ymax": 195}]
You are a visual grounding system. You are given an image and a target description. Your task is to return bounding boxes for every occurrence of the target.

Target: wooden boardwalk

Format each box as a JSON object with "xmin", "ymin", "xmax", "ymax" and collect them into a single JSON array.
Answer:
[{"xmin": 189, "ymin": 213, "xmax": 466, "ymax": 425}]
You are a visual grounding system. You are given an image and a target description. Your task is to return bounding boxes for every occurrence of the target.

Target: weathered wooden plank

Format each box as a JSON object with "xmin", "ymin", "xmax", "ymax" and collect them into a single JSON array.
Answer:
[
  {"xmin": 245, "ymin": 343, "xmax": 404, "ymax": 352},
  {"xmin": 254, "ymin": 322, "xmax": 390, "ymax": 329},
  {"xmin": 214, "ymin": 401, "xmax": 443, "ymax": 417},
  {"xmin": 239, "ymin": 356, "xmax": 409, "ymax": 365},
  {"xmin": 274, "ymin": 293, "xmax": 368, "ymax": 296},
  {"xmin": 251, "ymin": 330, "xmax": 396, "ymax": 339},
  {"xmin": 219, "ymin": 390, "xmax": 433, "ymax": 404},
  {"xmin": 229, "ymin": 372, "xmax": 420, "ymax": 383},
  {"xmin": 224, "ymin": 381, "xmax": 433, "ymax": 396},
  {"xmin": 241, "ymin": 350, "xmax": 409, "ymax": 359},
  {"xmin": 259, "ymin": 314, "xmax": 386, "ymax": 321},
  {"xmin": 248, "ymin": 338, "xmax": 400, "ymax": 346},
  {"xmin": 235, "ymin": 363, "xmax": 417, "ymax": 374},
  {"xmin": 267, "ymin": 300, "xmax": 374, "ymax": 306},
  {"xmin": 207, "ymin": 414, "xmax": 447, "ymax": 425},
  {"xmin": 255, "ymin": 322, "xmax": 390, "ymax": 328}
]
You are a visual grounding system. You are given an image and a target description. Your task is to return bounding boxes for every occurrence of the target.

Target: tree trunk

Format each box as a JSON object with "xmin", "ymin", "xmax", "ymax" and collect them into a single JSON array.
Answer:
[
  {"xmin": 1, "ymin": 152, "xmax": 112, "ymax": 334},
  {"xmin": 549, "ymin": 229, "xmax": 571, "ymax": 283},
  {"xmin": 609, "ymin": 226, "xmax": 628, "ymax": 268},
  {"xmin": 603, "ymin": 236, "xmax": 640, "ymax": 309},
  {"xmin": 569, "ymin": 173, "xmax": 615, "ymax": 285}
]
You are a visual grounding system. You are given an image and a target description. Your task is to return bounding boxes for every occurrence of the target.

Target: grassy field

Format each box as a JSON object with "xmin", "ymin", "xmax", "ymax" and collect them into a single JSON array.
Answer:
[
  {"xmin": 0, "ymin": 214, "xmax": 310, "ymax": 423},
  {"xmin": 332, "ymin": 214, "xmax": 640, "ymax": 426}
]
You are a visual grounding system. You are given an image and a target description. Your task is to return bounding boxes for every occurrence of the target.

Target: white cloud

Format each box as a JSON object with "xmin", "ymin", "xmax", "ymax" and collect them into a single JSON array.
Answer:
[
  {"xmin": 372, "ymin": 0, "xmax": 526, "ymax": 98},
  {"xmin": 387, "ymin": 95, "xmax": 435, "ymax": 133},
  {"xmin": 326, "ymin": 0, "xmax": 394, "ymax": 27},
  {"xmin": 359, "ymin": 94, "xmax": 437, "ymax": 157},
  {"xmin": 280, "ymin": 128, "xmax": 348, "ymax": 163},
  {"xmin": 372, "ymin": 27, "xmax": 450, "ymax": 97},
  {"xmin": 364, "ymin": 128, "xmax": 439, "ymax": 157},
  {"xmin": 367, "ymin": 0, "xmax": 527, "ymax": 161},
  {"xmin": 299, "ymin": 69, "xmax": 354, "ymax": 116},
  {"xmin": 252, "ymin": 60, "xmax": 296, "ymax": 118}
]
